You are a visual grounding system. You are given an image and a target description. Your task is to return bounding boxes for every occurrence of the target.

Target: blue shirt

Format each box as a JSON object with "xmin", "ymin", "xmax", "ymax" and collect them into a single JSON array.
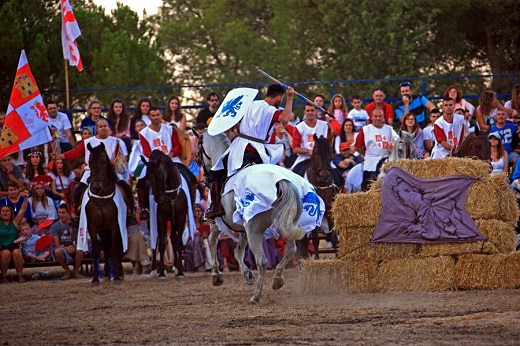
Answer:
[
  {"xmin": 80, "ymin": 116, "xmax": 109, "ymax": 136},
  {"xmin": 395, "ymin": 95, "xmax": 431, "ymax": 124},
  {"xmin": 490, "ymin": 123, "xmax": 518, "ymax": 153},
  {"xmin": 0, "ymin": 197, "xmax": 32, "ymax": 225}
]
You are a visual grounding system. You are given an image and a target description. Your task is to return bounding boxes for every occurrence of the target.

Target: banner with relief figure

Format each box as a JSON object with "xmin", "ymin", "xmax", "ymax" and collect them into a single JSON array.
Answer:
[{"xmin": 0, "ymin": 50, "xmax": 52, "ymax": 160}]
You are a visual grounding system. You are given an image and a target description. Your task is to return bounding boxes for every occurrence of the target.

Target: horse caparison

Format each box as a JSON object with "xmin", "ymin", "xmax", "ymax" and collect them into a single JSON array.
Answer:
[
  {"xmin": 85, "ymin": 142, "xmax": 124, "ymax": 284},
  {"xmin": 141, "ymin": 150, "xmax": 188, "ymax": 279}
]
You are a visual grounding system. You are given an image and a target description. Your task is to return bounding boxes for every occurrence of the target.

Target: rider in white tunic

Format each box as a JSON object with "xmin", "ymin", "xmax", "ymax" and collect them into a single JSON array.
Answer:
[
  {"xmin": 431, "ymin": 98, "xmax": 468, "ymax": 159},
  {"xmin": 206, "ymin": 84, "xmax": 295, "ymax": 220}
]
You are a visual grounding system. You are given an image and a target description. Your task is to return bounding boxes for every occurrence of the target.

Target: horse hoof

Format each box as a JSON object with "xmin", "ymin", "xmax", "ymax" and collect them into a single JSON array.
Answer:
[
  {"xmin": 244, "ymin": 271, "xmax": 255, "ymax": 286},
  {"xmin": 212, "ymin": 274, "xmax": 223, "ymax": 286},
  {"xmin": 272, "ymin": 277, "xmax": 284, "ymax": 290},
  {"xmin": 176, "ymin": 274, "xmax": 185, "ymax": 279},
  {"xmin": 249, "ymin": 296, "xmax": 260, "ymax": 305},
  {"xmin": 91, "ymin": 280, "xmax": 100, "ymax": 286},
  {"xmin": 113, "ymin": 279, "xmax": 122, "ymax": 285}
]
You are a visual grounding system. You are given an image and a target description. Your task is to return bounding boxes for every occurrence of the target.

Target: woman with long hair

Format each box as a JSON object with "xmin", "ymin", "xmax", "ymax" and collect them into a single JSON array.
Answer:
[
  {"xmin": 107, "ymin": 98, "xmax": 132, "ymax": 152},
  {"xmin": 399, "ymin": 113, "xmax": 425, "ymax": 159},
  {"xmin": 334, "ymin": 118, "xmax": 356, "ymax": 154},
  {"xmin": 163, "ymin": 95, "xmax": 186, "ymax": 132},
  {"xmin": 489, "ymin": 132, "xmax": 508, "ymax": 175},
  {"xmin": 24, "ymin": 150, "xmax": 48, "ymax": 185},
  {"xmin": 475, "ymin": 90, "xmax": 517, "ymax": 131},
  {"xmin": 130, "ymin": 97, "xmax": 152, "ymax": 140},
  {"xmin": 327, "ymin": 94, "xmax": 348, "ymax": 125},
  {"xmin": 0, "ymin": 189, "xmax": 29, "ymax": 283},
  {"xmin": 28, "ymin": 179, "xmax": 57, "ymax": 224},
  {"xmin": 505, "ymin": 84, "xmax": 520, "ymax": 117},
  {"xmin": 49, "ymin": 158, "xmax": 75, "ymax": 208}
]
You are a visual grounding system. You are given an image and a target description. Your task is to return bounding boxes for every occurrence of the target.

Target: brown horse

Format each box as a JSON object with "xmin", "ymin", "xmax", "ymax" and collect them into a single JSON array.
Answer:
[
  {"xmin": 453, "ymin": 129, "xmax": 491, "ymax": 160},
  {"xmin": 302, "ymin": 134, "xmax": 343, "ymax": 259},
  {"xmin": 85, "ymin": 142, "xmax": 124, "ymax": 285}
]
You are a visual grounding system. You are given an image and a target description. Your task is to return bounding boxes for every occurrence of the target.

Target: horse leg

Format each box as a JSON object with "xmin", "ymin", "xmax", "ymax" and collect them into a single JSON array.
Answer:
[
  {"xmin": 172, "ymin": 222, "xmax": 185, "ymax": 278},
  {"xmin": 208, "ymin": 224, "xmax": 223, "ymax": 286},
  {"xmin": 273, "ymin": 239, "xmax": 296, "ymax": 290},
  {"xmin": 312, "ymin": 227, "xmax": 320, "ymax": 260},
  {"xmin": 101, "ymin": 235, "xmax": 112, "ymax": 281},
  {"xmin": 157, "ymin": 216, "xmax": 167, "ymax": 279},
  {"xmin": 90, "ymin": 231, "xmax": 100, "ymax": 286},
  {"xmin": 234, "ymin": 232, "xmax": 254, "ymax": 285},
  {"xmin": 247, "ymin": 228, "xmax": 267, "ymax": 304},
  {"xmin": 111, "ymin": 222, "xmax": 124, "ymax": 284}
]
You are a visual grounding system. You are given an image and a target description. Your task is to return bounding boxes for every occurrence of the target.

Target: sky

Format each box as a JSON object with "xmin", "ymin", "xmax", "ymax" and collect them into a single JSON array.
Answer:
[{"xmin": 93, "ymin": 0, "xmax": 163, "ymax": 17}]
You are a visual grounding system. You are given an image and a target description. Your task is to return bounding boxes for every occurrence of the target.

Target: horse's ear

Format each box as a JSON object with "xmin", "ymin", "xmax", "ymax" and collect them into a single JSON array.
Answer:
[
  {"xmin": 87, "ymin": 143, "xmax": 93, "ymax": 151},
  {"xmin": 140, "ymin": 155, "xmax": 148, "ymax": 165},
  {"xmin": 314, "ymin": 133, "xmax": 319, "ymax": 141}
]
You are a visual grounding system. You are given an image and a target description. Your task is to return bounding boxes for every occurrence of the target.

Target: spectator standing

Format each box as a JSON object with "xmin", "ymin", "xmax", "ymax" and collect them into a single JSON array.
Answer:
[
  {"xmin": 475, "ymin": 90, "xmax": 518, "ymax": 131},
  {"xmin": 163, "ymin": 95, "xmax": 187, "ymax": 132},
  {"xmin": 46, "ymin": 102, "xmax": 76, "ymax": 152},
  {"xmin": 81, "ymin": 100, "xmax": 107, "ymax": 136},
  {"xmin": 328, "ymin": 94, "xmax": 348, "ymax": 125},
  {"xmin": 348, "ymin": 95, "xmax": 370, "ymax": 133},
  {"xmin": 395, "ymin": 81, "xmax": 435, "ymax": 127},
  {"xmin": 364, "ymin": 88, "xmax": 394, "ymax": 125},
  {"xmin": 130, "ymin": 97, "xmax": 153, "ymax": 140},
  {"xmin": 196, "ymin": 92, "xmax": 220, "ymax": 126},
  {"xmin": 0, "ymin": 189, "xmax": 29, "ymax": 283}
]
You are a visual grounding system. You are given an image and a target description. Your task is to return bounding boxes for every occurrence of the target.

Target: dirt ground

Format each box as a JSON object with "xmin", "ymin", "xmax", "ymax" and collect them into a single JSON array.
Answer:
[{"xmin": 1, "ymin": 265, "xmax": 519, "ymax": 345}]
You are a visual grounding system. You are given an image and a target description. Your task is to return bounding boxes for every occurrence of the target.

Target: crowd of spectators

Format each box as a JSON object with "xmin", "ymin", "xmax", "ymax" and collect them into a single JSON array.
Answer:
[{"xmin": 2, "ymin": 82, "xmax": 520, "ymax": 283}]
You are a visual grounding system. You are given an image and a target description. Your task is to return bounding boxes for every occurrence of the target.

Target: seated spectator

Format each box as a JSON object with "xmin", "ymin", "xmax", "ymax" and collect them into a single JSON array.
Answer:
[
  {"xmin": 475, "ymin": 90, "xmax": 517, "ymax": 131},
  {"xmin": 0, "ymin": 155, "xmax": 25, "ymax": 198},
  {"xmin": 107, "ymin": 98, "xmax": 132, "ymax": 153},
  {"xmin": 423, "ymin": 109, "xmax": 441, "ymax": 158},
  {"xmin": 218, "ymin": 234, "xmax": 239, "ymax": 272},
  {"xmin": 333, "ymin": 142, "xmax": 362, "ymax": 183},
  {"xmin": 28, "ymin": 178, "xmax": 58, "ymax": 226},
  {"xmin": 504, "ymin": 84, "xmax": 520, "ymax": 118},
  {"xmin": 334, "ymin": 118, "xmax": 357, "ymax": 154},
  {"xmin": 364, "ymin": 88, "xmax": 395, "ymax": 125},
  {"xmin": 328, "ymin": 94, "xmax": 348, "ymax": 125},
  {"xmin": 15, "ymin": 221, "xmax": 51, "ymax": 263},
  {"xmin": 81, "ymin": 100, "xmax": 108, "ymax": 136},
  {"xmin": 271, "ymin": 120, "xmax": 296, "ymax": 168},
  {"xmin": 348, "ymin": 95, "xmax": 370, "ymax": 133},
  {"xmin": 24, "ymin": 150, "xmax": 49, "ymax": 186},
  {"xmin": 400, "ymin": 113, "xmax": 426, "ymax": 159},
  {"xmin": 124, "ymin": 221, "xmax": 151, "ymax": 275},
  {"xmin": 50, "ymin": 204, "xmax": 84, "ymax": 280},
  {"xmin": 0, "ymin": 182, "xmax": 32, "ymax": 226},
  {"xmin": 444, "ymin": 86, "xmax": 475, "ymax": 116},
  {"xmin": 47, "ymin": 101, "xmax": 76, "ymax": 153},
  {"xmin": 49, "ymin": 158, "xmax": 76, "ymax": 208},
  {"xmin": 490, "ymin": 109, "xmax": 518, "ymax": 168},
  {"xmin": 489, "ymin": 132, "xmax": 508, "ymax": 175},
  {"xmin": 196, "ymin": 92, "xmax": 220, "ymax": 126},
  {"xmin": 52, "ymin": 126, "xmax": 93, "ymax": 179},
  {"xmin": 0, "ymin": 189, "xmax": 29, "ymax": 283},
  {"xmin": 184, "ymin": 204, "xmax": 210, "ymax": 272}
]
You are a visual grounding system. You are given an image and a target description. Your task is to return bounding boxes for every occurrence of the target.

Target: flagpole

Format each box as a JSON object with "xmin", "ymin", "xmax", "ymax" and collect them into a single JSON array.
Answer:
[{"xmin": 64, "ymin": 60, "xmax": 70, "ymax": 109}]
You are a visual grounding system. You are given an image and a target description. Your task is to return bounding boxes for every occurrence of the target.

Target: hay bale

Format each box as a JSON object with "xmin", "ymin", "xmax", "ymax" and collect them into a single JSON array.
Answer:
[
  {"xmin": 338, "ymin": 226, "xmax": 420, "ymax": 261},
  {"xmin": 455, "ymin": 254, "xmax": 512, "ymax": 290},
  {"xmin": 332, "ymin": 191, "xmax": 381, "ymax": 229},
  {"xmin": 505, "ymin": 252, "xmax": 520, "ymax": 289},
  {"xmin": 377, "ymin": 256, "xmax": 456, "ymax": 291},
  {"xmin": 383, "ymin": 157, "xmax": 491, "ymax": 178},
  {"xmin": 466, "ymin": 174, "xmax": 519, "ymax": 225},
  {"xmin": 419, "ymin": 219, "xmax": 515, "ymax": 257},
  {"xmin": 299, "ymin": 259, "xmax": 378, "ymax": 294}
]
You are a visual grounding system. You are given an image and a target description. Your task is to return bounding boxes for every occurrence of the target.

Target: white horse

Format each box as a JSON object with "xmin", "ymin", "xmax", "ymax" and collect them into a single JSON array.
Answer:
[{"xmin": 195, "ymin": 130, "xmax": 323, "ymax": 304}]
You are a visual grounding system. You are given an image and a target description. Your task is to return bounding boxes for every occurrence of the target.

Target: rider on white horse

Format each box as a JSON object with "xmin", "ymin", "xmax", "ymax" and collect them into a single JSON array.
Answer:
[{"xmin": 205, "ymin": 84, "xmax": 295, "ymax": 220}]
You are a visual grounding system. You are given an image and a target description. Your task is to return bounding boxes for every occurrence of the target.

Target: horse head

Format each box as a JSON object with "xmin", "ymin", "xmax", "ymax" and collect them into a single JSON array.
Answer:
[
  {"xmin": 310, "ymin": 134, "xmax": 333, "ymax": 182},
  {"xmin": 141, "ymin": 150, "xmax": 181, "ymax": 204},
  {"xmin": 390, "ymin": 131, "xmax": 417, "ymax": 161},
  {"xmin": 454, "ymin": 128, "xmax": 490, "ymax": 160},
  {"xmin": 87, "ymin": 142, "xmax": 116, "ymax": 196}
]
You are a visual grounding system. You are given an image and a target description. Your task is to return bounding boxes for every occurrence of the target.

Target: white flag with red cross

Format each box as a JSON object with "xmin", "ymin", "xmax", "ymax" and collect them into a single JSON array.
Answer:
[{"xmin": 61, "ymin": 0, "xmax": 83, "ymax": 71}]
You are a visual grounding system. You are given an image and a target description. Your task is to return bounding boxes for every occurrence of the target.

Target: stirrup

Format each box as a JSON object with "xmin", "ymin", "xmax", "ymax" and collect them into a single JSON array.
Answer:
[{"xmin": 140, "ymin": 208, "xmax": 150, "ymax": 220}]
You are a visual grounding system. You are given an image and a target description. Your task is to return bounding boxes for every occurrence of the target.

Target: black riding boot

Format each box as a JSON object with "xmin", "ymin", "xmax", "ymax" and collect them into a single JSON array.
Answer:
[{"xmin": 205, "ymin": 178, "xmax": 225, "ymax": 220}]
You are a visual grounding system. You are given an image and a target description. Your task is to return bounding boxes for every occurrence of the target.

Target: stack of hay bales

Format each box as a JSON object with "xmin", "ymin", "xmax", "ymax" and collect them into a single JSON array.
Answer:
[{"xmin": 301, "ymin": 158, "xmax": 520, "ymax": 293}]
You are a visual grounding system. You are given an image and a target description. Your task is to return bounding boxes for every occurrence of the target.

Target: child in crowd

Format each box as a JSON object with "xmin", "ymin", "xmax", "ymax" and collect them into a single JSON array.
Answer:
[
  {"xmin": 347, "ymin": 95, "xmax": 370, "ymax": 133},
  {"xmin": 327, "ymin": 94, "xmax": 348, "ymax": 125},
  {"xmin": 15, "ymin": 222, "xmax": 51, "ymax": 262}
]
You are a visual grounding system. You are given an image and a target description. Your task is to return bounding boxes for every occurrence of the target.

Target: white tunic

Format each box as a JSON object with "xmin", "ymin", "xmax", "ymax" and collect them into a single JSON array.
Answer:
[
  {"xmin": 213, "ymin": 100, "xmax": 283, "ymax": 175},
  {"xmin": 81, "ymin": 136, "xmax": 128, "ymax": 184},
  {"xmin": 431, "ymin": 114, "xmax": 467, "ymax": 159},
  {"xmin": 137, "ymin": 124, "xmax": 182, "ymax": 178},
  {"xmin": 362, "ymin": 124, "xmax": 399, "ymax": 171},
  {"xmin": 291, "ymin": 120, "xmax": 330, "ymax": 168}
]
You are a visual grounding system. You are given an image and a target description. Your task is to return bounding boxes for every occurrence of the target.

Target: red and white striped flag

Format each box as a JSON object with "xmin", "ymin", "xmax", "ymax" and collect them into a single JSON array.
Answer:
[
  {"xmin": 61, "ymin": 0, "xmax": 83, "ymax": 71},
  {"xmin": 0, "ymin": 50, "xmax": 52, "ymax": 160}
]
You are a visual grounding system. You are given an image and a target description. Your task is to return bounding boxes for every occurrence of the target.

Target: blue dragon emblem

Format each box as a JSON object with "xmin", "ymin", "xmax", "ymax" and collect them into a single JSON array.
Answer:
[
  {"xmin": 218, "ymin": 95, "xmax": 244, "ymax": 118},
  {"xmin": 302, "ymin": 189, "xmax": 321, "ymax": 220},
  {"xmin": 241, "ymin": 192, "xmax": 256, "ymax": 207}
]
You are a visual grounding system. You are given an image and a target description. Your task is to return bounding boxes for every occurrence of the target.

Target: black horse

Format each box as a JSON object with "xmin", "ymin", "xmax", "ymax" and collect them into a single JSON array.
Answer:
[
  {"xmin": 299, "ymin": 134, "xmax": 343, "ymax": 259},
  {"xmin": 85, "ymin": 142, "xmax": 124, "ymax": 285},
  {"xmin": 141, "ymin": 150, "xmax": 189, "ymax": 279}
]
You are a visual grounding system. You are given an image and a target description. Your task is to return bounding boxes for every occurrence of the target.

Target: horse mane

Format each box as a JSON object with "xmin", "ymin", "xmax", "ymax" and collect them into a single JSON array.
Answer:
[
  {"xmin": 89, "ymin": 143, "xmax": 117, "ymax": 182},
  {"xmin": 201, "ymin": 131, "xmax": 230, "ymax": 168}
]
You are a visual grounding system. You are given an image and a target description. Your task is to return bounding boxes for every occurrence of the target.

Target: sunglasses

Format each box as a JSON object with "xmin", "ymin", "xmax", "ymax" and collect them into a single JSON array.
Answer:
[{"xmin": 400, "ymin": 81, "xmax": 411, "ymax": 87}]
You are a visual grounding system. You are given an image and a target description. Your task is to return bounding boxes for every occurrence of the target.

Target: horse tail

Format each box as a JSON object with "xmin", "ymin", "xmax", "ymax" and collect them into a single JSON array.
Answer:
[{"xmin": 272, "ymin": 180, "xmax": 305, "ymax": 242}]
